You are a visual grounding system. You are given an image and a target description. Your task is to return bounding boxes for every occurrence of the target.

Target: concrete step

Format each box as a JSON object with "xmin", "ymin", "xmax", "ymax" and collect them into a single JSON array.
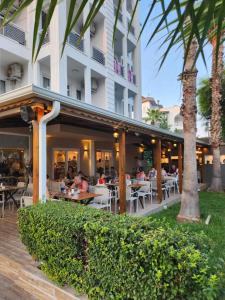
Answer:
[{"xmin": 0, "ymin": 254, "xmax": 83, "ymax": 300}]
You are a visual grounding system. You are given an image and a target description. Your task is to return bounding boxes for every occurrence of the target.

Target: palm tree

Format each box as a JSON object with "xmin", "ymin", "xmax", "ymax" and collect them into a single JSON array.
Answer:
[
  {"xmin": 177, "ymin": 38, "xmax": 200, "ymax": 222},
  {"xmin": 198, "ymin": 74, "xmax": 225, "ymax": 140},
  {"xmin": 144, "ymin": 109, "xmax": 162, "ymax": 125},
  {"xmin": 207, "ymin": 34, "xmax": 224, "ymax": 192}
]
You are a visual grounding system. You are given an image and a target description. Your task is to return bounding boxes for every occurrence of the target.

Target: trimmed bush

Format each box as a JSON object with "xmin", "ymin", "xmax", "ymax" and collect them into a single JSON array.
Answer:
[{"xmin": 18, "ymin": 202, "xmax": 219, "ymax": 299}]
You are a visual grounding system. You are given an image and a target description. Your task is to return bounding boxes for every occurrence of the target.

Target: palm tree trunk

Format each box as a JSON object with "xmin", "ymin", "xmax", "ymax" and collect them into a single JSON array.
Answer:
[
  {"xmin": 177, "ymin": 39, "xmax": 200, "ymax": 222},
  {"xmin": 208, "ymin": 37, "xmax": 223, "ymax": 192}
]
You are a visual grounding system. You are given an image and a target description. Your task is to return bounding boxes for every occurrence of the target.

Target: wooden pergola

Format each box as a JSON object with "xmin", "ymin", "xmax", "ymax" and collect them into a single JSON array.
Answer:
[{"xmin": 0, "ymin": 85, "xmax": 209, "ymax": 214}]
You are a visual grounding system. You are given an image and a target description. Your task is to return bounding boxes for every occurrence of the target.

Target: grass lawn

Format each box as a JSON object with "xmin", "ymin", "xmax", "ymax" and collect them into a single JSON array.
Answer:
[{"xmin": 149, "ymin": 192, "xmax": 225, "ymax": 266}]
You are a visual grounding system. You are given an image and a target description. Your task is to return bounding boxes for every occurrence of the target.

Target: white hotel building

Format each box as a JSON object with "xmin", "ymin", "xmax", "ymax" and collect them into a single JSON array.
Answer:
[{"xmin": 0, "ymin": 0, "xmax": 141, "ymax": 119}]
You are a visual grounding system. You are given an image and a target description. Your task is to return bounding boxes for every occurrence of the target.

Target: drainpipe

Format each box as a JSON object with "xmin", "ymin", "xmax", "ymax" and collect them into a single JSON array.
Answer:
[{"xmin": 39, "ymin": 101, "xmax": 60, "ymax": 203}]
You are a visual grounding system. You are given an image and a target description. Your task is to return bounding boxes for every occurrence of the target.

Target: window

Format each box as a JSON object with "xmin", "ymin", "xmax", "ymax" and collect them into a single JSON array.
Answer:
[
  {"xmin": 76, "ymin": 90, "xmax": 81, "ymax": 100},
  {"xmin": 43, "ymin": 77, "xmax": 50, "ymax": 89},
  {"xmin": 96, "ymin": 150, "xmax": 113, "ymax": 175},
  {"xmin": 41, "ymin": 11, "xmax": 47, "ymax": 29},
  {"xmin": 0, "ymin": 80, "xmax": 6, "ymax": 94},
  {"xmin": 67, "ymin": 85, "xmax": 70, "ymax": 97}
]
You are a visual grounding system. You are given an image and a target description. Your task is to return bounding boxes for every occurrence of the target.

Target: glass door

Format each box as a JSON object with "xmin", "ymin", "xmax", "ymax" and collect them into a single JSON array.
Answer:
[
  {"xmin": 96, "ymin": 150, "xmax": 113, "ymax": 175},
  {"xmin": 53, "ymin": 149, "xmax": 79, "ymax": 180}
]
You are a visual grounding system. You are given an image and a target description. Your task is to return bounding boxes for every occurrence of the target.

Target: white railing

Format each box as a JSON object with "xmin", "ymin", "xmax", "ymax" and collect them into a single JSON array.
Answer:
[
  {"xmin": 92, "ymin": 46, "xmax": 105, "ymax": 65},
  {"xmin": 0, "ymin": 16, "xmax": 26, "ymax": 45},
  {"xmin": 68, "ymin": 31, "xmax": 84, "ymax": 52}
]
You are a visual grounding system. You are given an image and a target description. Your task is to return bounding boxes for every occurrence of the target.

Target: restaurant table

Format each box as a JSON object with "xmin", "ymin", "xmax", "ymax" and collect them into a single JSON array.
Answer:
[
  {"xmin": 0, "ymin": 185, "xmax": 24, "ymax": 209},
  {"xmin": 51, "ymin": 192, "xmax": 102, "ymax": 205}
]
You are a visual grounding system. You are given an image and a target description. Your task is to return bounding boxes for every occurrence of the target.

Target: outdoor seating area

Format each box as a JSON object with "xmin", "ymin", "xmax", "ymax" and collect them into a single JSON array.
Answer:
[{"xmin": 0, "ymin": 166, "xmax": 180, "ymax": 217}]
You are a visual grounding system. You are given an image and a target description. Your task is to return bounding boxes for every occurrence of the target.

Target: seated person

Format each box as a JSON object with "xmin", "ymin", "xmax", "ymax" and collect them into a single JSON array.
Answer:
[
  {"xmin": 161, "ymin": 167, "xmax": 167, "ymax": 177},
  {"xmin": 148, "ymin": 167, "xmax": 157, "ymax": 178},
  {"xmin": 71, "ymin": 174, "xmax": 89, "ymax": 193},
  {"xmin": 79, "ymin": 176, "xmax": 89, "ymax": 192},
  {"xmin": 170, "ymin": 164, "xmax": 178, "ymax": 175},
  {"xmin": 98, "ymin": 173, "xmax": 106, "ymax": 185},
  {"xmin": 124, "ymin": 173, "xmax": 131, "ymax": 185},
  {"xmin": 136, "ymin": 167, "xmax": 146, "ymax": 181},
  {"xmin": 67, "ymin": 166, "xmax": 75, "ymax": 180},
  {"xmin": 109, "ymin": 166, "xmax": 118, "ymax": 181}
]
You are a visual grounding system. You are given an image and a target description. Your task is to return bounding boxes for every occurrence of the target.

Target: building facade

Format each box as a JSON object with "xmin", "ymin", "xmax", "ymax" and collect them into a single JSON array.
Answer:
[
  {"xmin": 142, "ymin": 97, "xmax": 183, "ymax": 132},
  {"xmin": 0, "ymin": 0, "xmax": 141, "ymax": 120},
  {"xmin": 160, "ymin": 105, "xmax": 183, "ymax": 132}
]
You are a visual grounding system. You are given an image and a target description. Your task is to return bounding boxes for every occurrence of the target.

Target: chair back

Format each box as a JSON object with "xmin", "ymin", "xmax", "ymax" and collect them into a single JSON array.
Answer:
[
  {"xmin": 17, "ymin": 181, "xmax": 25, "ymax": 188},
  {"xmin": 126, "ymin": 186, "xmax": 133, "ymax": 200},
  {"xmin": 20, "ymin": 196, "xmax": 33, "ymax": 207},
  {"xmin": 25, "ymin": 183, "xmax": 33, "ymax": 196},
  {"xmin": 151, "ymin": 179, "xmax": 157, "ymax": 190},
  {"xmin": 139, "ymin": 182, "xmax": 151, "ymax": 193},
  {"xmin": 94, "ymin": 185, "xmax": 111, "ymax": 204},
  {"xmin": 49, "ymin": 181, "xmax": 61, "ymax": 192}
]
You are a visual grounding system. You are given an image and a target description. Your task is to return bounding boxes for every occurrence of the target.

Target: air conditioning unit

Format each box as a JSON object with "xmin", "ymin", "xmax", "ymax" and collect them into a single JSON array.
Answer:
[
  {"xmin": 7, "ymin": 63, "xmax": 23, "ymax": 80},
  {"xmin": 91, "ymin": 78, "xmax": 98, "ymax": 93},
  {"xmin": 90, "ymin": 22, "xmax": 96, "ymax": 37}
]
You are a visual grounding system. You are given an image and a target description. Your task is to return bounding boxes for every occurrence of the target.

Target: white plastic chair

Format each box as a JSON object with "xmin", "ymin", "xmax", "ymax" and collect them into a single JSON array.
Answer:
[
  {"xmin": 25, "ymin": 183, "xmax": 33, "ymax": 196},
  {"xmin": 137, "ymin": 181, "xmax": 153, "ymax": 208},
  {"xmin": 20, "ymin": 196, "xmax": 33, "ymax": 208},
  {"xmin": 126, "ymin": 186, "xmax": 138, "ymax": 214},
  {"xmin": 88, "ymin": 186, "xmax": 112, "ymax": 211},
  {"xmin": 151, "ymin": 179, "xmax": 167, "ymax": 200}
]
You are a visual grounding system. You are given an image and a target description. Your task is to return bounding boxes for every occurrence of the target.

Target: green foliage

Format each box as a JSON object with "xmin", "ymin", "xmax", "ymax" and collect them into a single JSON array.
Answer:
[
  {"xmin": 144, "ymin": 109, "xmax": 170, "ymax": 130},
  {"xmin": 198, "ymin": 75, "xmax": 225, "ymax": 140},
  {"xmin": 18, "ymin": 202, "xmax": 220, "ymax": 300},
  {"xmin": 150, "ymin": 192, "xmax": 225, "ymax": 299}
]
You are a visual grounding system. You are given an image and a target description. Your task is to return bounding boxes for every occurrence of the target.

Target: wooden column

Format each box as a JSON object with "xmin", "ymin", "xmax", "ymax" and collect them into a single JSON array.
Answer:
[
  {"xmin": 32, "ymin": 106, "xmax": 44, "ymax": 204},
  {"xmin": 156, "ymin": 139, "xmax": 162, "ymax": 203},
  {"xmin": 119, "ymin": 129, "xmax": 126, "ymax": 214},
  {"xmin": 178, "ymin": 143, "xmax": 183, "ymax": 193}
]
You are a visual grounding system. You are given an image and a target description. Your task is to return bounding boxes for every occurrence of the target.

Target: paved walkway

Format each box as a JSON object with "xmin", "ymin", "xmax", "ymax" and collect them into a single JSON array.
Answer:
[
  {"xmin": 133, "ymin": 194, "xmax": 181, "ymax": 217},
  {"xmin": 0, "ymin": 210, "xmax": 85, "ymax": 300}
]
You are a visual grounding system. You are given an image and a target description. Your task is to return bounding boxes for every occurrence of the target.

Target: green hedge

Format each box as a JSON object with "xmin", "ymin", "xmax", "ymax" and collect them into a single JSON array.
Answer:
[{"xmin": 18, "ymin": 202, "xmax": 219, "ymax": 300}]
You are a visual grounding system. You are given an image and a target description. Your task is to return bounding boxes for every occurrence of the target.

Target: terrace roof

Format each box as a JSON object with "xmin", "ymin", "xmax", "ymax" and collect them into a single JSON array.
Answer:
[{"xmin": 0, "ymin": 84, "xmax": 209, "ymax": 146}]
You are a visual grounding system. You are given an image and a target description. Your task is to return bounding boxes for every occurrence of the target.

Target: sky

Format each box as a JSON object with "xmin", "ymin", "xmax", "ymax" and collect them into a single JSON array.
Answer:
[{"xmin": 139, "ymin": 1, "xmax": 212, "ymax": 137}]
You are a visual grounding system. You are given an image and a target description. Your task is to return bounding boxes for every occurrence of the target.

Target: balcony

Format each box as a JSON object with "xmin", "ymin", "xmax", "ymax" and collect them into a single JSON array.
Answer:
[
  {"xmin": 128, "ymin": 69, "xmax": 136, "ymax": 84},
  {"xmin": 92, "ymin": 47, "xmax": 105, "ymax": 65},
  {"xmin": 114, "ymin": 58, "xmax": 124, "ymax": 77},
  {"xmin": 0, "ymin": 17, "xmax": 26, "ymax": 46},
  {"xmin": 68, "ymin": 32, "xmax": 84, "ymax": 52}
]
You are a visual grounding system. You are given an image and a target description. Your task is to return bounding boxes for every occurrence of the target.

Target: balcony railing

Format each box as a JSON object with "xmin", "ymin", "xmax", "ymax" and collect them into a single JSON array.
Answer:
[
  {"xmin": 92, "ymin": 46, "xmax": 105, "ymax": 65},
  {"xmin": 114, "ymin": 58, "xmax": 124, "ymax": 77},
  {"xmin": 114, "ymin": 6, "xmax": 123, "ymax": 22},
  {"xmin": 127, "ymin": 19, "xmax": 135, "ymax": 36},
  {"xmin": 0, "ymin": 17, "xmax": 26, "ymax": 45},
  {"xmin": 128, "ymin": 69, "xmax": 136, "ymax": 84},
  {"xmin": 68, "ymin": 31, "xmax": 84, "ymax": 52}
]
